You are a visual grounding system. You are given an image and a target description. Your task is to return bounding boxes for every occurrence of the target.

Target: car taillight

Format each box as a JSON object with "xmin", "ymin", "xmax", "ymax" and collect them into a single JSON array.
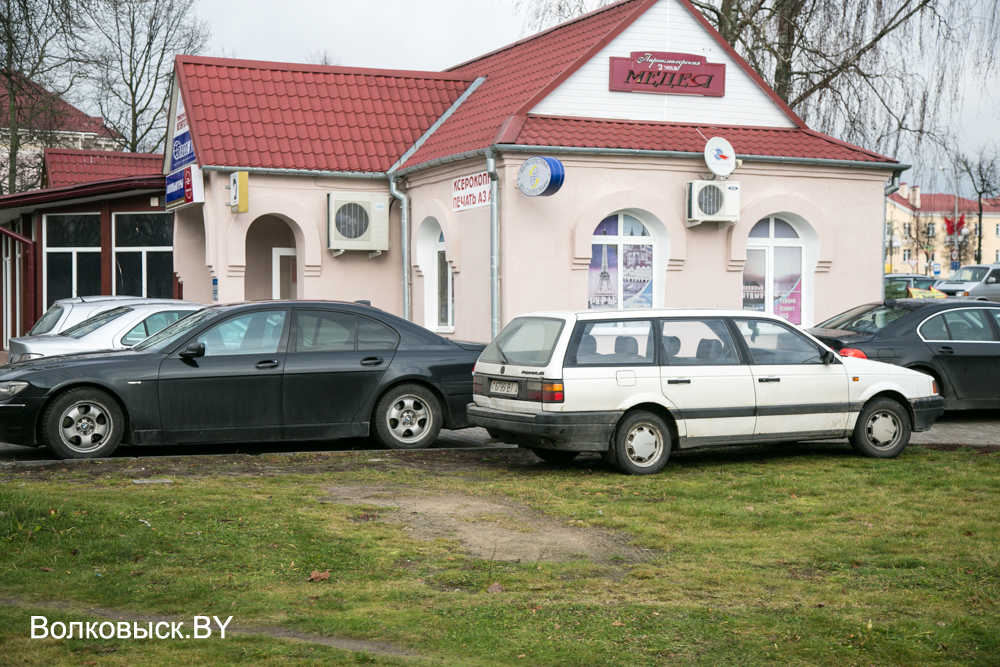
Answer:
[
  {"xmin": 527, "ymin": 380, "xmax": 564, "ymax": 403},
  {"xmin": 839, "ymin": 348, "xmax": 868, "ymax": 359},
  {"xmin": 472, "ymin": 373, "xmax": 484, "ymax": 395}
]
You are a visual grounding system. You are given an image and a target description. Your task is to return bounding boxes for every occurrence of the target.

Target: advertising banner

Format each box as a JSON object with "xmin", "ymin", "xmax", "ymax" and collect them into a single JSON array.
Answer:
[
  {"xmin": 609, "ymin": 52, "xmax": 725, "ymax": 96},
  {"xmin": 166, "ymin": 164, "xmax": 204, "ymax": 210},
  {"xmin": 774, "ymin": 247, "xmax": 802, "ymax": 324},
  {"xmin": 169, "ymin": 94, "xmax": 197, "ymax": 172},
  {"xmin": 452, "ymin": 172, "xmax": 490, "ymax": 211}
]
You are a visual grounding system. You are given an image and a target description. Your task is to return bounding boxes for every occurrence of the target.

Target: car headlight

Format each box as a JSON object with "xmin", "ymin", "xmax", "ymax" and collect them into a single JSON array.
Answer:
[
  {"xmin": 0, "ymin": 381, "xmax": 28, "ymax": 400},
  {"xmin": 16, "ymin": 353, "xmax": 44, "ymax": 362}
]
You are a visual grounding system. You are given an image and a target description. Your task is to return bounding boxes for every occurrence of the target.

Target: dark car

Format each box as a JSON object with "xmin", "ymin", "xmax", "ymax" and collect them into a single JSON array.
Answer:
[
  {"xmin": 808, "ymin": 299, "xmax": 1000, "ymax": 409},
  {"xmin": 0, "ymin": 301, "xmax": 485, "ymax": 459}
]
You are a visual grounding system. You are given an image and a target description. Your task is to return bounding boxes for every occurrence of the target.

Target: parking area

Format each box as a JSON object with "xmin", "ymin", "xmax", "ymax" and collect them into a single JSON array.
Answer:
[{"xmin": 2, "ymin": 410, "xmax": 996, "ymax": 466}]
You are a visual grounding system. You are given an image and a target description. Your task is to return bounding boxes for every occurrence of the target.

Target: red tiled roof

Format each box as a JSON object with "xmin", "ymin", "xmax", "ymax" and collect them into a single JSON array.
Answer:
[
  {"xmin": 174, "ymin": 56, "xmax": 476, "ymax": 173},
  {"xmin": 888, "ymin": 192, "xmax": 1000, "ymax": 214},
  {"xmin": 511, "ymin": 116, "xmax": 896, "ymax": 162},
  {"xmin": 404, "ymin": 0, "xmax": 651, "ymax": 168},
  {"xmin": 44, "ymin": 148, "xmax": 163, "ymax": 187},
  {"xmin": 0, "ymin": 72, "xmax": 112, "ymax": 136}
]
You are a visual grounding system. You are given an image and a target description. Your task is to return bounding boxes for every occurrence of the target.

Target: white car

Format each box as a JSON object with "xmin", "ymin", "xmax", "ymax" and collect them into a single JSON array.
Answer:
[{"xmin": 468, "ymin": 310, "xmax": 945, "ymax": 475}]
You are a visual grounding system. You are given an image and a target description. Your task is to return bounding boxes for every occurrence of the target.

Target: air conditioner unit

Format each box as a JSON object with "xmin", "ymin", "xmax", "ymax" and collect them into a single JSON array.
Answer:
[
  {"xmin": 686, "ymin": 180, "xmax": 740, "ymax": 228},
  {"xmin": 328, "ymin": 192, "xmax": 390, "ymax": 254}
]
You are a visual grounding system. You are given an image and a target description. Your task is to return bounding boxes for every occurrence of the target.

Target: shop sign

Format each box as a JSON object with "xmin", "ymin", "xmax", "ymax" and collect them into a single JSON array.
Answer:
[
  {"xmin": 230, "ymin": 171, "xmax": 249, "ymax": 213},
  {"xmin": 517, "ymin": 157, "xmax": 565, "ymax": 197},
  {"xmin": 169, "ymin": 94, "xmax": 197, "ymax": 172},
  {"xmin": 609, "ymin": 52, "xmax": 725, "ymax": 97},
  {"xmin": 452, "ymin": 171, "xmax": 491, "ymax": 211},
  {"xmin": 166, "ymin": 164, "xmax": 205, "ymax": 210}
]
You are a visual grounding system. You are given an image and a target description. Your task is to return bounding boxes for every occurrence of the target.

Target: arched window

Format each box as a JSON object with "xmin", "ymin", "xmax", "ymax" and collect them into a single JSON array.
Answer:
[
  {"xmin": 743, "ymin": 216, "xmax": 804, "ymax": 324},
  {"xmin": 589, "ymin": 213, "xmax": 654, "ymax": 310}
]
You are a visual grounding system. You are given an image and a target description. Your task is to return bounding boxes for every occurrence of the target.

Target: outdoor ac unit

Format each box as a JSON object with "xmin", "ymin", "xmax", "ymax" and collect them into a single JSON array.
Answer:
[
  {"xmin": 686, "ymin": 180, "xmax": 740, "ymax": 228},
  {"xmin": 328, "ymin": 192, "xmax": 390, "ymax": 253}
]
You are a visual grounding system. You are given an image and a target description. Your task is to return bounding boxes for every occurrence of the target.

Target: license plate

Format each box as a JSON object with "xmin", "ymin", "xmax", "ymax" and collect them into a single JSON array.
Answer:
[{"xmin": 491, "ymin": 380, "xmax": 518, "ymax": 396}]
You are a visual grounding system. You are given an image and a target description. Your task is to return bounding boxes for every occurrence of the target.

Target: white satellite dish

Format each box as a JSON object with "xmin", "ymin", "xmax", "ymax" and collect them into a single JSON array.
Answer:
[{"xmin": 704, "ymin": 137, "xmax": 736, "ymax": 178}]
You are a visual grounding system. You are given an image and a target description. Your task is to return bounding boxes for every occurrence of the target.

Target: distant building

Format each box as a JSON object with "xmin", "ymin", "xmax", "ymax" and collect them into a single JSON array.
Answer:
[
  {"xmin": 886, "ymin": 183, "xmax": 1000, "ymax": 276},
  {"xmin": 0, "ymin": 72, "xmax": 117, "ymax": 194}
]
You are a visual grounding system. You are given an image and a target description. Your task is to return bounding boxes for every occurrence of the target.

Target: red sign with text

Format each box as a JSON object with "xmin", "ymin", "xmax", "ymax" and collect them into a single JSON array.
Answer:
[{"xmin": 609, "ymin": 52, "xmax": 726, "ymax": 97}]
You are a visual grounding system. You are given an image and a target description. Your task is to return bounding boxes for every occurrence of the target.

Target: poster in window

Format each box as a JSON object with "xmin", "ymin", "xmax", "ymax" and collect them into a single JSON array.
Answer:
[
  {"xmin": 622, "ymin": 244, "xmax": 653, "ymax": 308},
  {"xmin": 742, "ymin": 248, "xmax": 766, "ymax": 312},
  {"xmin": 589, "ymin": 244, "xmax": 618, "ymax": 309},
  {"xmin": 774, "ymin": 246, "xmax": 802, "ymax": 324}
]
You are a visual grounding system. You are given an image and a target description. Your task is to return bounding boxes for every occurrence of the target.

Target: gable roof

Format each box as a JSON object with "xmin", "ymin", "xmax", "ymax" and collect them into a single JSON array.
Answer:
[
  {"xmin": 44, "ymin": 148, "xmax": 163, "ymax": 187},
  {"xmin": 173, "ymin": 56, "xmax": 476, "ymax": 173},
  {"xmin": 0, "ymin": 72, "xmax": 112, "ymax": 136}
]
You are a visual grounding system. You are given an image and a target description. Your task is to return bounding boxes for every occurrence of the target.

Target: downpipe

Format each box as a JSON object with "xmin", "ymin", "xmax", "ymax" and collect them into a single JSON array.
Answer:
[
  {"xmin": 388, "ymin": 175, "xmax": 411, "ymax": 320},
  {"xmin": 486, "ymin": 148, "xmax": 500, "ymax": 338},
  {"xmin": 883, "ymin": 170, "xmax": 903, "ymax": 299}
]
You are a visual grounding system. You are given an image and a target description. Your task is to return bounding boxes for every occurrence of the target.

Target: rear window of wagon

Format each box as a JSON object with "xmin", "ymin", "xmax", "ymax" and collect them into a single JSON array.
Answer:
[{"xmin": 480, "ymin": 317, "xmax": 565, "ymax": 367}]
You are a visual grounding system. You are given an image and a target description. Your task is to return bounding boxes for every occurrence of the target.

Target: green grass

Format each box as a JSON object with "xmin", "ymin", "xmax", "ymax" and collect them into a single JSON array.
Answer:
[{"xmin": 1, "ymin": 443, "xmax": 998, "ymax": 666}]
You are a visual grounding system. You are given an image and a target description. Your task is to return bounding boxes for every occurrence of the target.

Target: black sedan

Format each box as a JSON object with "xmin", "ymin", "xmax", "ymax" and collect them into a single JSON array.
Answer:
[
  {"xmin": 0, "ymin": 301, "xmax": 485, "ymax": 459},
  {"xmin": 808, "ymin": 299, "xmax": 1000, "ymax": 410}
]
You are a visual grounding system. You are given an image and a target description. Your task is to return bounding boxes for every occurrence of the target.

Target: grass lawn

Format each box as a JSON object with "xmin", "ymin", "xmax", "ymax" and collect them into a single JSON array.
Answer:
[{"xmin": 0, "ymin": 442, "xmax": 997, "ymax": 666}]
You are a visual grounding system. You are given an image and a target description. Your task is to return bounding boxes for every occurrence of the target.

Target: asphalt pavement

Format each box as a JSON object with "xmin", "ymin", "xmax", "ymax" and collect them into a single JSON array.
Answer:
[{"xmin": 1, "ymin": 410, "xmax": 996, "ymax": 466}]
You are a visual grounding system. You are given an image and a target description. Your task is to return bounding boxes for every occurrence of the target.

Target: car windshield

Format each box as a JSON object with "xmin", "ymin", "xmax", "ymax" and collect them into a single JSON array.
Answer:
[
  {"xmin": 480, "ymin": 317, "xmax": 565, "ymax": 367},
  {"xmin": 59, "ymin": 306, "xmax": 133, "ymax": 339},
  {"xmin": 29, "ymin": 305, "xmax": 64, "ymax": 334},
  {"xmin": 817, "ymin": 304, "xmax": 911, "ymax": 333},
  {"xmin": 950, "ymin": 267, "xmax": 988, "ymax": 282},
  {"xmin": 132, "ymin": 308, "xmax": 216, "ymax": 351}
]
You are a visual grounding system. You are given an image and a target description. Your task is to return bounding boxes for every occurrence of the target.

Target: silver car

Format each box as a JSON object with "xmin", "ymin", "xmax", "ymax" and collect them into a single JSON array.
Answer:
[
  {"xmin": 8, "ymin": 302, "xmax": 203, "ymax": 362},
  {"xmin": 935, "ymin": 264, "xmax": 1000, "ymax": 301},
  {"xmin": 28, "ymin": 296, "xmax": 179, "ymax": 336}
]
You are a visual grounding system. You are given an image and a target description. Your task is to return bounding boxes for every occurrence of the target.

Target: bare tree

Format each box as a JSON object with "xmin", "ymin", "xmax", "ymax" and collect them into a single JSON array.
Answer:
[
  {"xmin": 957, "ymin": 144, "xmax": 1000, "ymax": 263},
  {"xmin": 513, "ymin": 0, "xmax": 999, "ymax": 160},
  {"xmin": 81, "ymin": 0, "xmax": 210, "ymax": 153},
  {"xmin": 305, "ymin": 48, "xmax": 341, "ymax": 67},
  {"xmin": 0, "ymin": 0, "xmax": 86, "ymax": 194}
]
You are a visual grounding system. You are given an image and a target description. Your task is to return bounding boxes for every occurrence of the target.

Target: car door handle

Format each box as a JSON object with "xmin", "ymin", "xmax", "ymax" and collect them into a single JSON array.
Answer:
[
  {"xmin": 360, "ymin": 356, "xmax": 384, "ymax": 366},
  {"xmin": 758, "ymin": 377, "xmax": 780, "ymax": 383},
  {"xmin": 666, "ymin": 379, "xmax": 691, "ymax": 384},
  {"xmin": 255, "ymin": 360, "xmax": 280, "ymax": 370},
  {"xmin": 938, "ymin": 346, "xmax": 954, "ymax": 354}
]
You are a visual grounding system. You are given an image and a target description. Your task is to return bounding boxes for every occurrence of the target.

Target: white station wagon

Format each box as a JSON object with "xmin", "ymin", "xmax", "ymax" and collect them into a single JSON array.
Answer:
[{"xmin": 468, "ymin": 310, "xmax": 945, "ymax": 475}]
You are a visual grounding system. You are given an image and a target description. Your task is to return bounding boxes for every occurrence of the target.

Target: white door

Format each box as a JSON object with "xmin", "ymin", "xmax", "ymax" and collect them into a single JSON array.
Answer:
[
  {"xmin": 733, "ymin": 318, "xmax": 850, "ymax": 435},
  {"xmin": 272, "ymin": 248, "xmax": 296, "ymax": 300},
  {"xmin": 659, "ymin": 318, "xmax": 756, "ymax": 440}
]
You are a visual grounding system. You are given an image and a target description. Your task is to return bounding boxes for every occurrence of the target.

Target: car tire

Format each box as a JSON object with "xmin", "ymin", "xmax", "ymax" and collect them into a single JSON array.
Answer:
[
  {"xmin": 41, "ymin": 387, "xmax": 125, "ymax": 460},
  {"xmin": 609, "ymin": 410, "xmax": 671, "ymax": 475},
  {"xmin": 531, "ymin": 448, "xmax": 580, "ymax": 465},
  {"xmin": 372, "ymin": 383, "xmax": 442, "ymax": 450},
  {"xmin": 849, "ymin": 397, "xmax": 912, "ymax": 458}
]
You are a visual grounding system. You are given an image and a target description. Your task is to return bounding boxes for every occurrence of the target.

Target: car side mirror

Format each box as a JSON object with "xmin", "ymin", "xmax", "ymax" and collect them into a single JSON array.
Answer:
[
  {"xmin": 179, "ymin": 342, "xmax": 205, "ymax": 359},
  {"xmin": 822, "ymin": 350, "xmax": 838, "ymax": 365}
]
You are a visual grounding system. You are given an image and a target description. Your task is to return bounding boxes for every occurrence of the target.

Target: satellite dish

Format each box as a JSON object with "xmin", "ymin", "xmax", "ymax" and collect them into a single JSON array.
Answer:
[{"xmin": 704, "ymin": 137, "xmax": 736, "ymax": 178}]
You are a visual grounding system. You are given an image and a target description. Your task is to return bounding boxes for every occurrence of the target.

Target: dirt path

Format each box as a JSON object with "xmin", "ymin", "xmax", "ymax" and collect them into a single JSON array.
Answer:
[{"xmin": 326, "ymin": 484, "xmax": 649, "ymax": 564}]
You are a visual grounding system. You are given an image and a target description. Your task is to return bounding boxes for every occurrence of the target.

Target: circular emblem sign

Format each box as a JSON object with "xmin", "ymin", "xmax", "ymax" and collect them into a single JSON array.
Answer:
[
  {"xmin": 516, "ymin": 156, "xmax": 565, "ymax": 197},
  {"xmin": 704, "ymin": 137, "xmax": 736, "ymax": 178}
]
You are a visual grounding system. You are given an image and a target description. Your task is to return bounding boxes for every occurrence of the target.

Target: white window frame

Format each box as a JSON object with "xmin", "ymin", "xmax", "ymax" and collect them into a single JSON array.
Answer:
[
  {"xmin": 745, "ymin": 216, "xmax": 808, "ymax": 326},
  {"xmin": 927, "ymin": 222, "xmax": 935, "ymax": 237},
  {"xmin": 435, "ymin": 234, "xmax": 454, "ymax": 332},
  {"xmin": 589, "ymin": 213, "xmax": 656, "ymax": 311},
  {"xmin": 42, "ymin": 213, "xmax": 102, "ymax": 309},
  {"xmin": 111, "ymin": 211, "xmax": 174, "ymax": 298},
  {"xmin": 902, "ymin": 249, "xmax": 912, "ymax": 262}
]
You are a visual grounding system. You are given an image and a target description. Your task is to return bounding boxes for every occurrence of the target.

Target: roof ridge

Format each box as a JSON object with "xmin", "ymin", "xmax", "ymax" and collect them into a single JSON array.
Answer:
[
  {"xmin": 446, "ymin": 0, "xmax": 641, "ymax": 72},
  {"xmin": 174, "ymin": 55, "xmax": 476, "ymax": 81},
  {"xmin": 44, "ymin": 147, "xmax": 163, "ymax": 159}
]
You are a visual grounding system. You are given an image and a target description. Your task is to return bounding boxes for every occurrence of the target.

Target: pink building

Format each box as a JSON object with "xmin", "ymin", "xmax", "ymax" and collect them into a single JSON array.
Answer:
[{"xmin": 164, "ymin": 0, "xmax": 905, "ymax": 341}]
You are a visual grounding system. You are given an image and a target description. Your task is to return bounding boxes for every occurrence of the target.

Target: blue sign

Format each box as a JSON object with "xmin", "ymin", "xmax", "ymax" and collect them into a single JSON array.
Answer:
[
  {"xmin": 933, "ymin": 262, "xmax": 941, "ymax": 276},
  {"xmin": 170, "ymin": 128, "xmax": 196, "ymax": 172},
  {"xmin": 165, "ymin": 169, "xmax": 187, "ymax": 209},
  {"xmin": 212, "ymin": 277, "xmax": 218, "ymax": 302},
  {"xmin": 951, "ymin": 261, "xmax": 960, "ymax": 271},
  {"xmin": 516, "ymin": 156, "xmax": 565, "ymax": 197}
]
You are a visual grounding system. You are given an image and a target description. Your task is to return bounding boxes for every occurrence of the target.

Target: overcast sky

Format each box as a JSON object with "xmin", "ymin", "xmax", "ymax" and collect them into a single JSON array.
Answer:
[{"xmin": 198, "ymin": 0, "xmax": 999, "ymax": 194}]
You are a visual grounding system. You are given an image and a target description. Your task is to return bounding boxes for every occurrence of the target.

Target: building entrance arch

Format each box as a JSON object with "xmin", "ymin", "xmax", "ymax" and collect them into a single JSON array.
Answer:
[{"xmin": 245, "ymin": 215, "xmax": 297, "ymax": 300}]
